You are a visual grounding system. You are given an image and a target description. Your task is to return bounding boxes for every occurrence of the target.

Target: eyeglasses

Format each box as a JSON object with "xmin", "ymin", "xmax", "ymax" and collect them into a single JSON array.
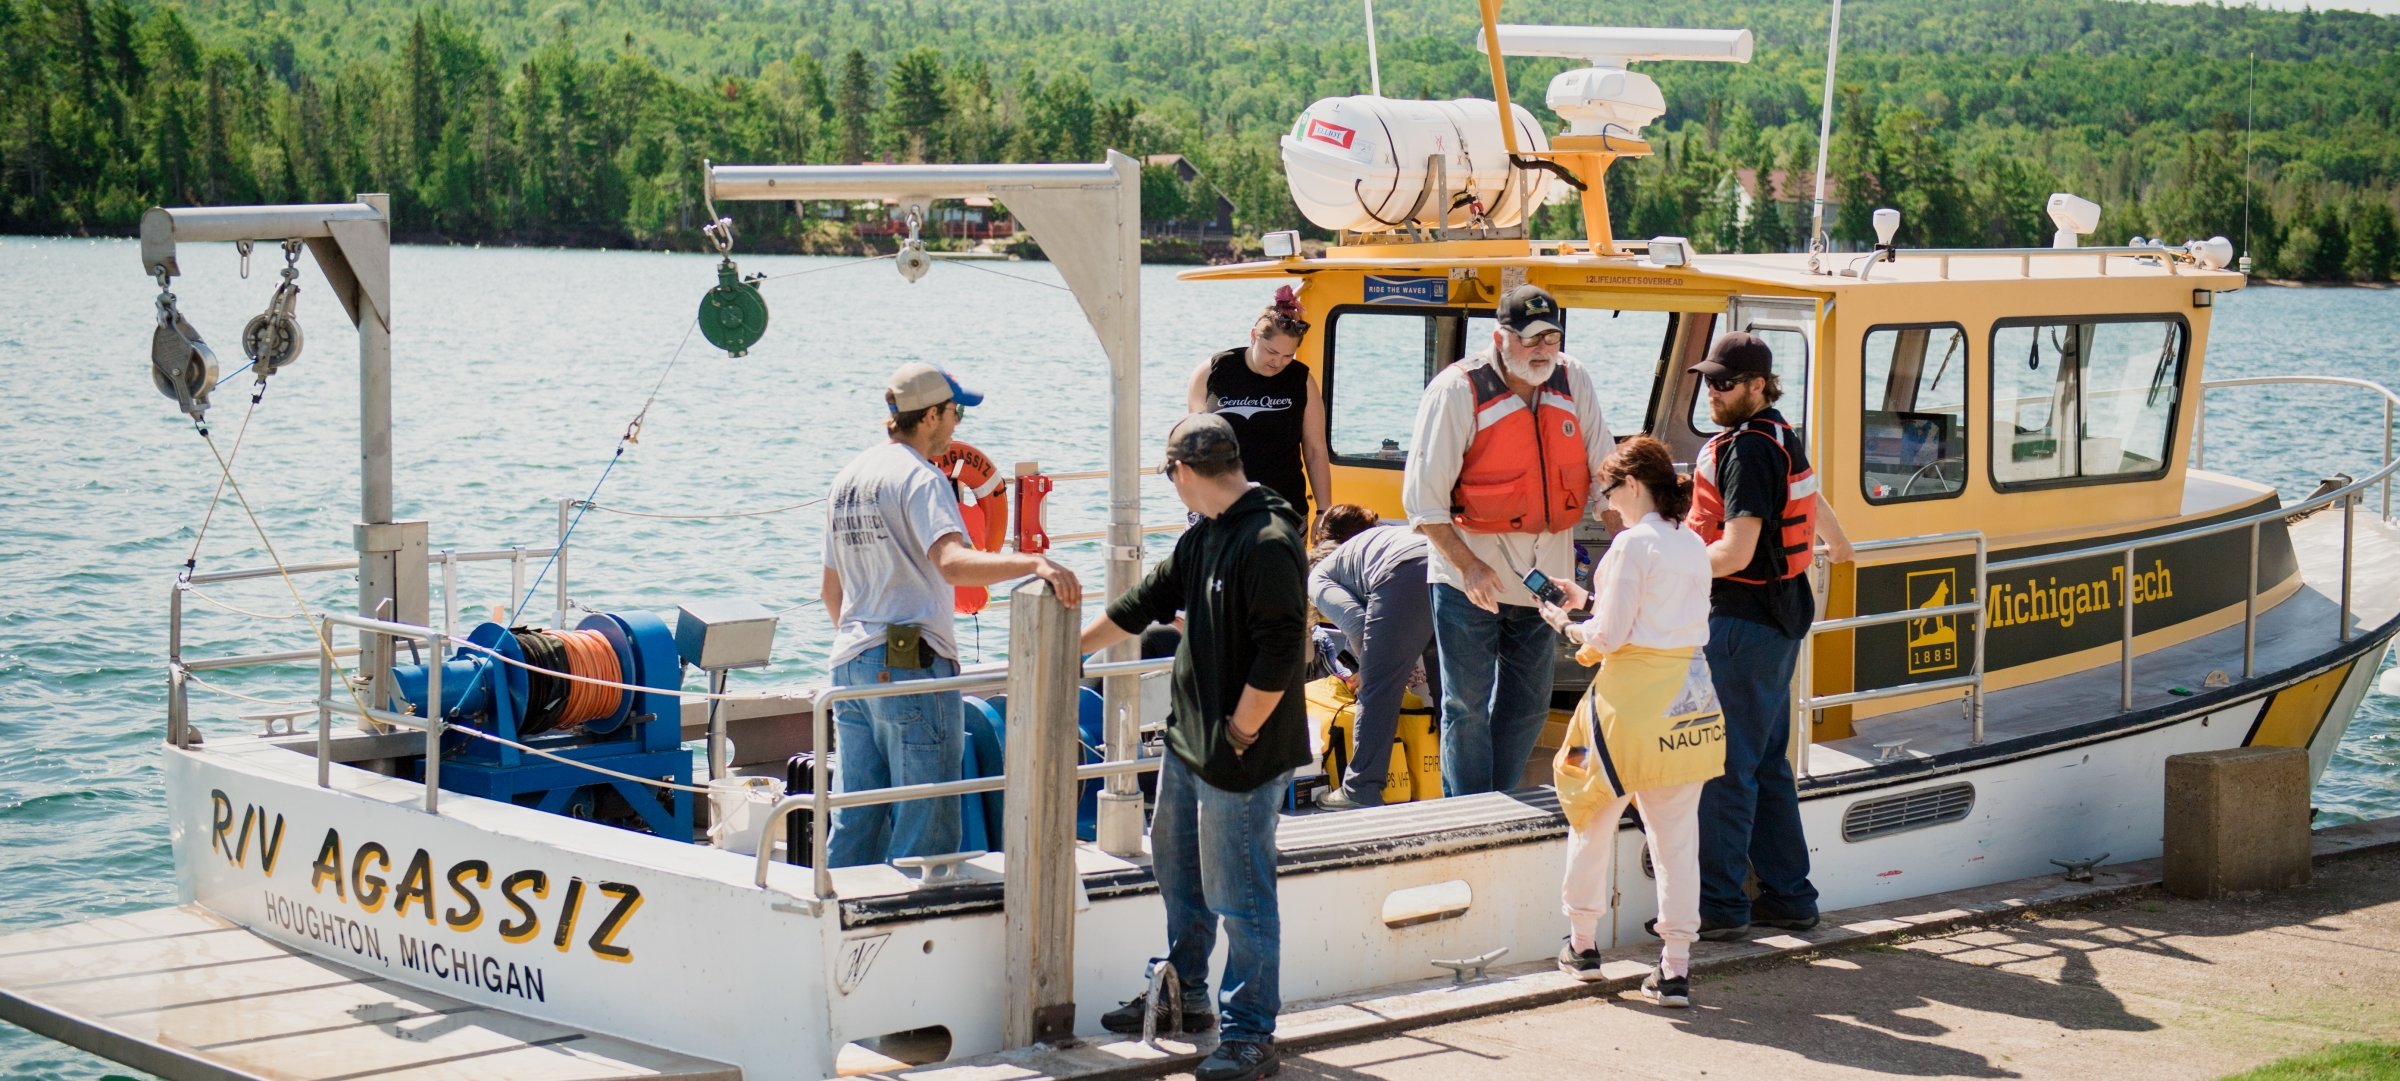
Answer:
[
  {"xmin": 1514, "ymin": 329, "xmax": 1563, "ymax": 349},
  {"xmin": 1601, "ymin": 478, "xmax": 1626, "ymax": 498},
  {"xmin": 1269, "ymin": 314, "xmax": 1310, "ymax": 337},
  {"xmin": 1162, "ymin": 459, "xmax": 1181, "ymax": 480},
  {"xmin": 1705, "ymin": 374, "xmax": 1757, "ymax": 393}
]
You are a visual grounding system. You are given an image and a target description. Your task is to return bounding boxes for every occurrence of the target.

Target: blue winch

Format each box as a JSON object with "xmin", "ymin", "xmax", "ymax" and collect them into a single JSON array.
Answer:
[{"xmin": 392, "ymin": 610, "xmax": 692, "ymax": 838}]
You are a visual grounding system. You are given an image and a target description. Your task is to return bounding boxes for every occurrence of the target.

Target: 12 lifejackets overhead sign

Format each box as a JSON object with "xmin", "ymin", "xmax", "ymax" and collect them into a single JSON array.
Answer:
[
  {"xmin": 1855, "ymin": 515, "xmax": 2294, "ymax": 689},
  {"xmin": 206, "ymin": 789, "xmax": 644, "ymax": 1005}
]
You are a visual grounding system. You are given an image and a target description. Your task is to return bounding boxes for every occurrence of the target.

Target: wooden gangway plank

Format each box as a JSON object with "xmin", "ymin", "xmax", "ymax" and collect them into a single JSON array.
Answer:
[{"xmin": 0, "ymin": 905, "xmax": 738, "ymax": 1081}]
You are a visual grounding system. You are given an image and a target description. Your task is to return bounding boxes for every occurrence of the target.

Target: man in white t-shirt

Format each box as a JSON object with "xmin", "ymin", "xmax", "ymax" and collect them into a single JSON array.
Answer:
[{"xmin": 820, "ymin": 362, "xmax": 1081, "ymax": 867}]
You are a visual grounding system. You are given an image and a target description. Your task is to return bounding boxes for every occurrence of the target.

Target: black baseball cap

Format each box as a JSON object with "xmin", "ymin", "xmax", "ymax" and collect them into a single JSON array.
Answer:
[
  {"xmin": 1692, "ymin": 332, "xmax": 1774, "ymax": 380},
  {"xmin": 1165, "ymin": 413, "xmax": 1241, "ymax": 466},
  {"xmin": 1498, "ymin": 285, "xmax": 1565, "ymax": 337}
]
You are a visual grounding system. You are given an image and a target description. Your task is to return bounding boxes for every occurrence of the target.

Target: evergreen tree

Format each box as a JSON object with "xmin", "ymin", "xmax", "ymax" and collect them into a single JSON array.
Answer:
[
  {"xmin": 2350, "ymin": 200, "xmax": 2397, "ymax": 282},
  {"xmin": 1748, "ymin": 163, "xmax": 1792, "ymax": 253},
  {"xmin": 2310, "ymin": 199, "xmax": 2350, "ymax": 281},
  {"xmin": 835, "ymin": 48, "xmax": 873, "ymax": 163},
  {"xmin": 883, "ymin": 46, "xmax": 946, "ymax": 161},
  {"xmin": 1830, "ymin": 85, "xmax": 1881, "ymax": 248}
]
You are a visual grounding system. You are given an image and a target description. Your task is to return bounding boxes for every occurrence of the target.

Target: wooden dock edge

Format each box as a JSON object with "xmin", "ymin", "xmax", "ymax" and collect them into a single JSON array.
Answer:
[{"xmin": 0, "ymin": 905, "xmax": 739, "ymax": 1081}]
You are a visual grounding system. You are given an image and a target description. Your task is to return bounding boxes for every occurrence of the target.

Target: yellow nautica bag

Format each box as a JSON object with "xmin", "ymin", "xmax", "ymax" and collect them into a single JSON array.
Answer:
[{"xmin": 1553, "ymin": 644, "xmax": 1726, "ymax": 830}]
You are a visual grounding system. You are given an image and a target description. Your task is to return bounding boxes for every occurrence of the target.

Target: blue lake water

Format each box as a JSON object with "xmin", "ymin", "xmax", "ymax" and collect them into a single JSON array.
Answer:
[{"xmin": 0, "ymin": 235, "xmax": 2394, "ymax": 1078}]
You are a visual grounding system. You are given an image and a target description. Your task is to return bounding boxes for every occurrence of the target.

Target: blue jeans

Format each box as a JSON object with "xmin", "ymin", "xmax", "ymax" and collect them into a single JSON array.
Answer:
[
  {"xmin": 826, "ymin": 645, "xmax": 963, "ymax": 868},
  {"xmin": 1697, "ymin": 615, "xmax": 1819, "ymax": 924},
  {"xmin": 1151, "ymin": 752, "xmax": 1290, "ymax": 1043},
  {"xmin": 1431, "ymin": 583, "xmax": 1557, "ymax": 797},
  {"xmin": 1340, "ymin": 557, "xmax": 1438, "ymax": 806}
]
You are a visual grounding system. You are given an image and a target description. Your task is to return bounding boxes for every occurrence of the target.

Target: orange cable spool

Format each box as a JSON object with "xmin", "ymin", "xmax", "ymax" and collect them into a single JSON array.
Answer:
[{"xmin": 541, "ymin": 627, "xmax": 624, "ymax": 733}]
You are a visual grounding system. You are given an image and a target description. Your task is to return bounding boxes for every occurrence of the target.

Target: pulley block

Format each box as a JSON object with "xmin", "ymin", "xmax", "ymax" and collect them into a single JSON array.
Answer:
[
  {"xmin": 698, "ymin": 257, "xmax": 769, "ymax": 357},
  {"xmin": 896, "ymin": 240, "xmax": 932, "ymax": 284},
  {"xmin": 150, "ymin": 308, "xmax": 218, "ymax": 421},
  {"xmin": 241, "ymin": 259, "xmax": 305, "ymax": 377}
]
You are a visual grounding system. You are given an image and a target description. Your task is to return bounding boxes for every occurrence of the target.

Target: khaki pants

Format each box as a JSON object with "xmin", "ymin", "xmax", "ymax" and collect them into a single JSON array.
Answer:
[{"xmin": 1560, "ymin": 778, "xmax": 1706, "ymax": 977}]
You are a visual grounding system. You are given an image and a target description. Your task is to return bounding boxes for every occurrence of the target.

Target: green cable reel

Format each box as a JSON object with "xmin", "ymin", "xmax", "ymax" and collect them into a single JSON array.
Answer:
[{"xmin": 698, "ymin": 257, "xmax": 768, "ymax": 357}]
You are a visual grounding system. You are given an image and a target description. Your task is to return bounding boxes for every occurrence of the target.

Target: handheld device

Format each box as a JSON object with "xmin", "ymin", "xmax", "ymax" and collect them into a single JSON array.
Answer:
[{"xmin": 1523, "ymin": 568, "xmax": 1569, "ymax": 607}]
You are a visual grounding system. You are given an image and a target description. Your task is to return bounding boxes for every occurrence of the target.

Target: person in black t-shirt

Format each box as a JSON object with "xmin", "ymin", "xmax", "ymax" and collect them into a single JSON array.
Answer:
[
  {"xmin": 1187, "ymin": 285, "xmax": 1330, "ymax": 532},
  {"xmin": 1683, "ymin": 333, "xmax": 1852, "ymax": 942}
]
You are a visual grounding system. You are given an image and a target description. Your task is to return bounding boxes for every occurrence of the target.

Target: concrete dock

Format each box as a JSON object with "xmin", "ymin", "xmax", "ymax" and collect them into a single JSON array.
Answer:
[
  {"xmin": 904, "ymin": 818, "xmax": 2400, "ymax": 1081},
  {"xmin": 1285, "ymin": 845, "xmax": 2400, "ymax": 1080}
]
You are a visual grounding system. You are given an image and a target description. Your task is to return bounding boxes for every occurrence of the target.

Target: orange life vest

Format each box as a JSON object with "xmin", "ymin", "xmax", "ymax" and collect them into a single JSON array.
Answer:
[
  {"xmin": 1689, "ymin": 414, "xmax": 1818, "ymax": 583},
  {"xmin": 1449, "ymin": 362, "xmax": 1591, "ymax": 535}
]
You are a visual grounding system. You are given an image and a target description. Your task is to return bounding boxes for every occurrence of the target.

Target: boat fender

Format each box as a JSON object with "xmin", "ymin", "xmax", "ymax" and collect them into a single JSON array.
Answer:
[{"xmin": 936, "ymin": 441, "xmax": 1011, "ymax": 615}]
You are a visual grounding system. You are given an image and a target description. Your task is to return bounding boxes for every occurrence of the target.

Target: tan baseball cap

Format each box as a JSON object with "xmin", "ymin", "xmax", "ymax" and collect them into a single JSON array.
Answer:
[{"xmin": 886, "ymin": 362, "xmax": 984, "ymax": 413}]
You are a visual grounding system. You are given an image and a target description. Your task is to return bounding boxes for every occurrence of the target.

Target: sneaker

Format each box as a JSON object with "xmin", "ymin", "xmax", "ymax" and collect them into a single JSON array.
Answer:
[
  {"xmin": 1556, "ymin": 939, "xmax": 1604, "ymax": 982},
  {"xmin": 1644, "ymin": 915, "xmax": 1750, "ymax": 942},
  {"xmin": 1098, "ymin": 987, "xmax": 1215, "ymax": 1035},
  {"xmin": 1315, "ymin": 787, "xmax": 1364, "ymax": 811},
  {"xmin": 1640, "ymin": 965, "xmax": 1691, "ymax": 1008},
  {"xmin": 1194, "ymin": 1038, "xmax": 1280, "ymax": 1081},
  {"xmin": 1752, "ymin": 910, "xmax": 1820, "ymax": 932}
]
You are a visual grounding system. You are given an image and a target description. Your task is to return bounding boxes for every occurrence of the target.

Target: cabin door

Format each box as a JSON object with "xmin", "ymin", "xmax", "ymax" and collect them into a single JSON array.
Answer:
[{"xmin": 1652, "ymin": 297, "xmax": 1819, "ymax": 466}]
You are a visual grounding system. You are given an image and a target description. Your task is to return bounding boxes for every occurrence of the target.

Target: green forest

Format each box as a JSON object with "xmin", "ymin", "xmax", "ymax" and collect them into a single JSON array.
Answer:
[{"xmin": 2, "ymin": 0, "xmax": 2397, "ymax": 278}]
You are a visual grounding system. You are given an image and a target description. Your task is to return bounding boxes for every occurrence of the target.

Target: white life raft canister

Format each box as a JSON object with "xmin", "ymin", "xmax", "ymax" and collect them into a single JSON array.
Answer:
[{"xmin": 1281, "ymin": 96, "xmax": 1555, "ymax": 233}]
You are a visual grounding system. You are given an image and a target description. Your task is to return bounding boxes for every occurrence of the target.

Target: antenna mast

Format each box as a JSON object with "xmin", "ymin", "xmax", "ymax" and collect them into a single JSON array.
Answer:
[
  {"xmin": 2242, "ymin": 52, "xmax": 2255, "ymax": 274},
  {"xmin": 1807, "ymin": 0, "xmax": 1843, "ymax": 273},
  {"xmin": 1365, "ymin": 0, "xmax": 1383, "ymax": 97}
]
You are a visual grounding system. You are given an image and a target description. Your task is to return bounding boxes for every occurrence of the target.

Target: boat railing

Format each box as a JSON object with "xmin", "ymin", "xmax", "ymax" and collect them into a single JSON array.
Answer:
[
  {"xmin": 1872, "ymin": 242, "xmax": 2226, "ymax": 281},
  {"xmin": 769, "ymin": 653, "xmax": 1173, "ymax": 896},
  {"xmin": 1796, "ymin": 531, "xmax": 1991, "ymax": 756},
  {"xmin": 314, "ymin": 611, "xmax": 451, "ymax": 812},
  {"xmin": 168, "ymin": 543, "xmax": 568, "ymax": 749},
  {"xmin": 1807, "ymin": 375, "xmax": 2400, "ymax": 751},
  {"xmin": 2193, "ymin": 374, "xmax": 2397, "ymax": 525}
]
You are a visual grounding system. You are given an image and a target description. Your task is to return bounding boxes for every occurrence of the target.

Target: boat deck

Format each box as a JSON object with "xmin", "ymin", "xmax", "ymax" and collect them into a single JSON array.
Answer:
[
  {"xmin": 0, "ymin": 905, "xmax": 737, "ymax": 1081},
  {"xmin": 1815, "ymin": 502, "xmax": 2400, "ymax": 779}
]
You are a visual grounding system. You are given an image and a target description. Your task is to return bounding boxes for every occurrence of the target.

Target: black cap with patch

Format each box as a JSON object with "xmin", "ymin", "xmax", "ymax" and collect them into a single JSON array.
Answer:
[{"xmin": 1498, "ymin": 285, "xmax": 1565, "ymax": 337}]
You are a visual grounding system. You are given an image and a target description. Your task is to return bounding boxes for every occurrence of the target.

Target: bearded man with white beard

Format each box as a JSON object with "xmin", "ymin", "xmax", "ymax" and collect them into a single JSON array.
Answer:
[{"xmin": 1401, "ymin": 286, "xmax": 1618, "ymax": 796}]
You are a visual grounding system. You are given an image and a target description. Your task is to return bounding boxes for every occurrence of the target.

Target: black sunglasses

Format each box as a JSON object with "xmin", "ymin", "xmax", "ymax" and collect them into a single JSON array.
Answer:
[
  {"xmin": 1269, "ymin": 314, "xmax": 1310, "ymax": 337},
  {"xmin": 1705, "ymin": 373, "xmax": 1757, "ymax": 393}
]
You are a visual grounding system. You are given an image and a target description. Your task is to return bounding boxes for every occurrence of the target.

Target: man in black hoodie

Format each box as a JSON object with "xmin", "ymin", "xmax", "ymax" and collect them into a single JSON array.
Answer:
[{"xmin": 1080, "ymin": 413, "xmax": 1307, "ymax": 1081}]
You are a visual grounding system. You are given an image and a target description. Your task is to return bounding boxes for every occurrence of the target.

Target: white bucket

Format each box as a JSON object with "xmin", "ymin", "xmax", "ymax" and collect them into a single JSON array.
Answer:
[
  {"xmin": 1281, "ymin": 95, "xmax": 1553, "ymax": 233},
  {"xmin": 706, "ymin": 775, "xmax": 784, "ymax": 856}
]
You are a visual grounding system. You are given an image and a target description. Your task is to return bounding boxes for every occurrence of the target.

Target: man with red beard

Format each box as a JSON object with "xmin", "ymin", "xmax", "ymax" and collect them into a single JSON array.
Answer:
[
  {"xmin": 1681, "ymin": 332, "xmax": 1852, "ymax": 940},
  {"xmin": 1403, "ymin": 286, "xmax": 1615, "ymax": 796}
]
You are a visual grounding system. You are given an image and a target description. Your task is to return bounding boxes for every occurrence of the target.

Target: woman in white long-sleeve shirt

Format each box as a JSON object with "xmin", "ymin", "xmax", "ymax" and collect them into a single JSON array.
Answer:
[{"xmin": 1537, "ymin": 435, "xmax": 1719, "ymax": 1009}]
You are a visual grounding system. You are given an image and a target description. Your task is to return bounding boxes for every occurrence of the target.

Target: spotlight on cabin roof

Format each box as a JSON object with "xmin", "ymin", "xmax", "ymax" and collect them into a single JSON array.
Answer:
[{"xmin": 2048, "ymin": 193, "xmax": 2102, "ymax": 249}]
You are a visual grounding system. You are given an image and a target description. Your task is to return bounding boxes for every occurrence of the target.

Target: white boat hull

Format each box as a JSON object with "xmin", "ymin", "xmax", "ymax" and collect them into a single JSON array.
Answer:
[{"xmin": 165, "ymin": 637, "xmax": 2385, "ymax": 1080}]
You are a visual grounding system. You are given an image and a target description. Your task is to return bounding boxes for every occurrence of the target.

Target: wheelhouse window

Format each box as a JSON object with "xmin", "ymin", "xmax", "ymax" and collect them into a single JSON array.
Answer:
[
  {"xmin": 1990, "ymin": 316, "xmax": 2187, "ymax": 488},
  {"xmin": 1861, "ymin": 324, "xmax": 1969, "ymax": 503},
  {"xmin": 1323, "ymin": 306, "xmax": 1671, "ymax": 467},
  {"xmin": 1323, "ymin": 308, "xmax": 1467, "ymax": 467}
]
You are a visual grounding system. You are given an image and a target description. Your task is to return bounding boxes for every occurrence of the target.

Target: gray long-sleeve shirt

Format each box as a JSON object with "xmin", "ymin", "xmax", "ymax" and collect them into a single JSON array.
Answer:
[{"xmin": 1307, "ymin": 525, "xmax": 1430, "ymax": 656}]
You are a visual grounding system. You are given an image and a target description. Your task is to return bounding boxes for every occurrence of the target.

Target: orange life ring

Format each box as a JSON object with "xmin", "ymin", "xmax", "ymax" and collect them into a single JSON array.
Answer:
[{"xmin": 934, "ymin": 440, "xmax": 1010, "ymax": 615}]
